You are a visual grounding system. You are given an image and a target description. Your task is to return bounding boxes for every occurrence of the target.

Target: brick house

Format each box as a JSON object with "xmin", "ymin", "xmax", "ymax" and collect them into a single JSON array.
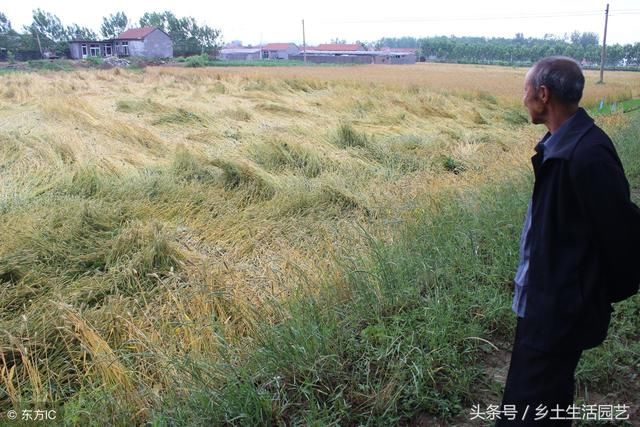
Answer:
[
  {"xmin": 262, "ymin": 43, "xmax": 300, "ymax": 59},
  {"xmin": 68, "ymin": 27, "xmax": 173, "ymax": 59}
]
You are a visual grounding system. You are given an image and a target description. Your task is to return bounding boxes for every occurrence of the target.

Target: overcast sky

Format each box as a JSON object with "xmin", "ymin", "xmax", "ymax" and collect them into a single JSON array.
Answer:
[{"xmin": 3, "ymin": 0, "xmax": 639, "ymax": 46}]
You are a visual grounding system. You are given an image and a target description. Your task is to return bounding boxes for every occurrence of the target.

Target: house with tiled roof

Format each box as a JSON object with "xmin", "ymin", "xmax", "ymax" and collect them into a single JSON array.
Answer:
[
  {"xmin": 68, "ymin": 27, "xmax": 173, "ymax": 59},
  {"xmin": 312, "ymin": 43, "xmax": 366, "ymax": 52},
  {"xmin": 379, "ymin": 47, "xmax": 419, "ymax": 54},
  {"xmin": 262, "ymin": 43, "xmax": 299, "ymax": 59},
  {"xmin": 291, "ymin": 42, "xmax": 416, "ymax": 65},
  {"xmin": 218, "ymin": 47, "xmax": 262, "ymax": 61}
]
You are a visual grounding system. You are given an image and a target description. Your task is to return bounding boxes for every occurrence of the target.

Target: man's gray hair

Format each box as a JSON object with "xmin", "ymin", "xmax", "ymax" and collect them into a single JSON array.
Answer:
[{"xmin": 530, "ymin": 56, "xmax": 585, "ymax": 105}]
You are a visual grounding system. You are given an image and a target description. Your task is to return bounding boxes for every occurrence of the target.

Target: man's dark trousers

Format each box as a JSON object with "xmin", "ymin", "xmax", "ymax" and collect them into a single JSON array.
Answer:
[{"xmin": 496, "ymin": 318, "xmax": 582, "ymax": 426}]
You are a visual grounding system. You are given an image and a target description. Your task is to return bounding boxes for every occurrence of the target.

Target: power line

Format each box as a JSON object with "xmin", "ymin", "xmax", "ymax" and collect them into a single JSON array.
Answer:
[{"xmin": 313, "ymin": 9, "xmax": 640, "ymax": 25}]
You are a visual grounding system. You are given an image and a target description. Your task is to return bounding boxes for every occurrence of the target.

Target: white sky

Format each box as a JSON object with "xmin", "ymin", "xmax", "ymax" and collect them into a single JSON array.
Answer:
[{"xmin": 2, "ymin": 0, "xmax": 639, "ymax": 46}]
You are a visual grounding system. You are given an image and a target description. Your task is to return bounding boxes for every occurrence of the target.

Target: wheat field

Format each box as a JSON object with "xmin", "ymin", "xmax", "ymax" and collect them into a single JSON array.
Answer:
[{"xmin": 0, "ymin": 63, "xmax": 637, "ymax": 422}]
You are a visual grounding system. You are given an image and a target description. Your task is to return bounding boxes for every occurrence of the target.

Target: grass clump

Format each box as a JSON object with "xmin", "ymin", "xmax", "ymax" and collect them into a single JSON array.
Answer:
[
  {"xmin": 283, "ymin": 78, "xmax": 328, "ymax": 92},
  {"xmin": 116, "ymin": 98, "xmax": 168, "ymax": 114},
  {"xmin": 250, "ymin": 140, "xmax": 324, "ymax": 178},
  {"xmin": 0, "ymin": 200, "xmax": 183, "ymax": 295},
  {"xmin": 333, "ymin": 122, "xmax": 369, "ymax": 148},
  {"xmin": 360, "ymin": 135, "xmax": 426, "ymax": 173},
  {"xmin": 318, "ymin": 182, "xmax": 367, "ymax": 214},
  {"xmin": 153, "ymin": 108, "xmax": 202, "ymax": 125},
  {"xmin": 69, "ymin": 165, "xmax": 102, "ymax": 197},
  {"xmin": 107, "ymin": 221, "xmax": 185, "ymax": 283},
  {"xmin": 442, "ymin": 156, "xmax": 467, "ymax": 175},
  {"xmin": 211, "ymin": 158, "xmax": 277, "ymax": 201},
  {"xmin": 477, "ymin": 91, "xmax": 498, "ymax": 105},
  {"xmin": 0, "ymin": 202, "xmax": 125, "ymax": 281},
  {"xmin": 171, "ymin": 145, "xmax": 218, "ymax": 183},
  {"xmin": 503, "ymin": 108, "xmax": 529, "ymax": 125}
]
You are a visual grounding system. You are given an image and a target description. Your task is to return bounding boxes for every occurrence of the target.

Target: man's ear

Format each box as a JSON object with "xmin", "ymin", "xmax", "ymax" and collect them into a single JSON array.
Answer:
[{"xmin": 538, "ymin": 85, "xmax": 550, "ymax": 104}]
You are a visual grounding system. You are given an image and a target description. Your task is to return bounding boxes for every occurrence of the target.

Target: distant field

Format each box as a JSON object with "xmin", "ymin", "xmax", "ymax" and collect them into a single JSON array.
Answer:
[
  {"xmin": 0, "ymin": 64, "xmax": 637, "ymax": 424},
  {"xmin": 158, "ymin": 63, "xmax": 640, "ymax": 105}
]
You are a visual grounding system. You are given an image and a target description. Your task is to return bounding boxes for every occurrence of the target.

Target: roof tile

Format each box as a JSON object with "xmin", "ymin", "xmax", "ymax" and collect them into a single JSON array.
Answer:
[{"xmin": 116, "ymin": 27, "xmax": 157, "ymax": 40}]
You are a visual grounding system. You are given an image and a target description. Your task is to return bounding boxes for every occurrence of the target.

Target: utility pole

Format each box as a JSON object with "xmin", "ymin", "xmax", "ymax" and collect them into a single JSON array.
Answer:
[
  {"xmin": 35, "ymin": 32, "xmax": 43, "ymax": 59},
  {"xmin": 598, "ymin": 3, "xmax": 609, "ymax": 84},
  {"xmin": 302, "ymin": 19, "xmax": 307, "ymax": 64}
]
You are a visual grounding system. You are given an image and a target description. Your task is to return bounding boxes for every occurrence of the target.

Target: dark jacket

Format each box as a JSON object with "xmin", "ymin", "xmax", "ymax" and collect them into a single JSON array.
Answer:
[{"xmin": 520, "ymin": 108, "xmax": 640, "ymax": 352}]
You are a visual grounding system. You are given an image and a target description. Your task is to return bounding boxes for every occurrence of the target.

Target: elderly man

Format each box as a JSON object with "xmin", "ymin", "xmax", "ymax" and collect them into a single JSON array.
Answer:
[{"xmin": 497, "ymin": 56, "xmax": 640, "ymax": 425}]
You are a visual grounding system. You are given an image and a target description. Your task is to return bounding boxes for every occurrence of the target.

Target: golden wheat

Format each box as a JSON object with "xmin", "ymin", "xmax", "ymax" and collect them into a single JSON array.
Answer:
[{"xmin": 0, "ymin": 64, "xmax": 634, "ymax": 419}]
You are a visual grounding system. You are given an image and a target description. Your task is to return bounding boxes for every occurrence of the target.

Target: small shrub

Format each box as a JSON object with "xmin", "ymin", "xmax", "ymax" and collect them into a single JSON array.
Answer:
[
  {"xmin": 86, "ymin": 56, "xmax": 104, "ymax": 67},
  {"xmin": 128, "ymin": 57, "xmax": 148, "ymax": 70},
  {"xmin": 442, "ymin": 156, "xmax": 466, "ymax": 174},
  {"xmin": 185, "ymin": 54, "xmax": 209, "ymax": 68}
]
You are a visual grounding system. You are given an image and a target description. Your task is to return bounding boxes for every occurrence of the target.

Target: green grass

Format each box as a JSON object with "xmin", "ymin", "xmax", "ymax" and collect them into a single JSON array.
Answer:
[
  {"xmin": 148, "ymin": 112, "xmax": 640, "ymax": 426},
  {"xmin": 26, "ymin": 59, "xmax": 75, "ymax": 71},
  {"xmin": 588, "ymin": 98, "xmax": 640, "ymax": 116},
  {"xmin": 150, "ymin": 176, "xmax": 528, "ymax": 425}
]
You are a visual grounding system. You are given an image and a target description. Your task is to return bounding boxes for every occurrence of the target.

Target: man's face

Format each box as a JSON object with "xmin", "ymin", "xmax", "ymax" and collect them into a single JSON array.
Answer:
[{"xmin": 523, "ymin": 70, "xmax": 546, "ymax": 125}]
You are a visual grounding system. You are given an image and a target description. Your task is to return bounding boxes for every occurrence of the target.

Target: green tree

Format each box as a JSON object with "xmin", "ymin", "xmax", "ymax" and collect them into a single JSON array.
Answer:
[
  {"xmin": 66, "ymin": 24, "xmax": 96, "ymax": 40},
  {"xmin": 606, "ymin": 44, "xmax": 624, "ymax": 66},
  {"xmin": 100, "ymin": 12, "xmax": 128, "ymax": 39},
  {"xmin": 571, "ymin": 31, "xmax": 599, "ymax": 48},
  {"xmin": 0, "ymin": 11, "xmax": 19, "ymax": 59},
  {"xmin": 139, "ymin": 11, "xmax": 221, "ymax": 57},
  {"xmin": 195, "ymin": 25, "xmax": 221, "ymax": 55},
  {"xmin": 0, "ymin": 11, "xmax": 11, "ymax": 34},
  {"xmin": 139, "ymin": 11, "xmax": 171, "ymax": 32},
  {"xmin": 25, "ymin": 9, "xmax": 66, "ymax": 43},
  {"xmin": 24, "ymin": 9, "xmax": 68, "ymax": 56},
  {"xmin": 580, "ymin": 32, "xmax": 599, "ymax": 47}
]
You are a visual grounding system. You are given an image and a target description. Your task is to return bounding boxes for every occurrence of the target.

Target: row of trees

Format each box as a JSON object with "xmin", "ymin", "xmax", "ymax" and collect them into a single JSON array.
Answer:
[
  {"xmin": 377, "ymin": 33, "xmax": 640, "ymax": 67},
  {"xmin": 0, "ymin": 9, "xmax": 221, "ymax": 60}
]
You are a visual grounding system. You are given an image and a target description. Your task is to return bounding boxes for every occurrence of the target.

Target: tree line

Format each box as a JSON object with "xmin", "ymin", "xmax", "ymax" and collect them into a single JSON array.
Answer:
[
  {"xmin": 0, "ymin": 9, "xmax": 221, "ymax": 60},
  {"xmin": 377, "ymin": 33, "xmax": 640, "ymax": 67}
]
